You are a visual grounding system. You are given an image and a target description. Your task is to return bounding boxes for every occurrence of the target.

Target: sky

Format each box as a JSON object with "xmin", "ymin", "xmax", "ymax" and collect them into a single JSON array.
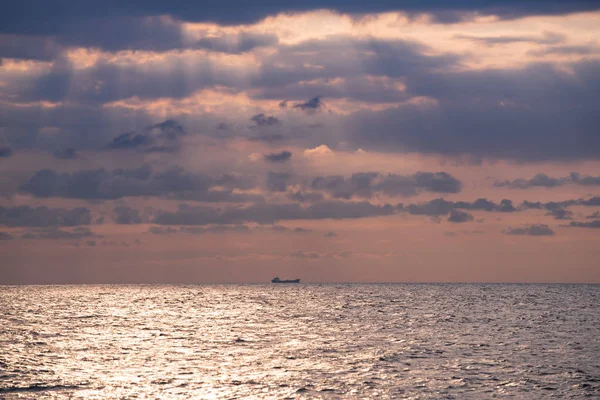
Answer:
[{"xmin": 1, "ymin": 1, "xmax": 600, "ymax": 284}]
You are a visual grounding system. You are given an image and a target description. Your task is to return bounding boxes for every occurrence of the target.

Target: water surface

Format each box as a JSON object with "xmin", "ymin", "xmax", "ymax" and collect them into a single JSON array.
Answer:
[{"xmin": 1, "ymin": 284, "xmax": 599, "ymax": 398}]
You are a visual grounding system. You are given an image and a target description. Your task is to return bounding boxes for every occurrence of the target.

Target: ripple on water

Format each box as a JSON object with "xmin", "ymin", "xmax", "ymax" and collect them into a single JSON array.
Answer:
[{"xmin": 0, "ymin": 284, "xmax": 599, "ymax": 399}]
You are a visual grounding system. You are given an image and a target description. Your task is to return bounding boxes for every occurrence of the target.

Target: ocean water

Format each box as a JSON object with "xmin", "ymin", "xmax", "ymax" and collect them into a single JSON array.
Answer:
[{"xmin": 0, "ymin": 284, "xmax": 599, "ymax": 399}]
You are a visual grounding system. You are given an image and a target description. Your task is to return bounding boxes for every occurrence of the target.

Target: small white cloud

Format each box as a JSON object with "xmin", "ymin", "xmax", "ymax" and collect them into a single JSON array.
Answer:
[
  {"xmin": 248, "ymin": 152, "xmax": 262, "ymax": 161},
  {"xmin": 304, "ymin": 144, "xmax": 334, "ymax": 156}
]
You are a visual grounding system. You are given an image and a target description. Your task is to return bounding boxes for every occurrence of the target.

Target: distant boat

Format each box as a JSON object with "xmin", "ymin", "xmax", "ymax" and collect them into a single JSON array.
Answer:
[{"xmin": 271, "ymin": 276, "xmax": 300, "ymax": 283}]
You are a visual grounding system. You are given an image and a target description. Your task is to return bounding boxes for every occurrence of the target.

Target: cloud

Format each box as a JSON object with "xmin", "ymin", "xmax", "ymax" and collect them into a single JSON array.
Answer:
[
  {"xmin": 521, "ymin": 199, "xmax": 579, "ymax": 210},
  {"xmin": 401, "ymin": 198, "xmax": 516, "ymax": 216},
  {"xmin": 106, "ymin": 119, "xmax": 185, "ymax": 151},
  {"xmin": 264, "ymin": 150, "xmax": 292, "ymax": 163},
  {"xmin": 289, "ymin": 250, "xmax": 330, "ymax": 259},
  {"xmin": 0, "ymin": 34, "xmax": 63, "ymax": 61},
  {"xmin": 113, "ymin": 206, "xmax": 143, "ymax": 224},
  {"xmin": 293, "ymin": 227, "xmax": 312, "ymax": 233},
  {"xmin": 345, "ymin": 60, "xmax": 600, "ymax": 161},
  {"xmin": 503, "ymin": 224, "xmax": 555, "ymax": 236},
  {"xmin": 291, "ymin": 96, "xmax": 326, "ymax": 113},
  {"xmin": 288, "ymin": 191, "xmax": 324, "ymax": 203},
  {"xmin": 586, "ymin": 211, "xmax": 600, "ymax": 219},
  {"xmin": 0, "ymin": 146, "xmax": 13, "ymax": 158},
  {"xmin": 570, "ymin": 172, "xmax": 600, "ymax": 186},
  {"xmin": 251, "ymin": 113, "xmax": 280, "ymax": 126},
  {"xmin": 404, "ymin": 198, "xmax": 454, "ymax": 216},
  {"xmin": 148, "ymin": 226, "xmax": 178, "ymax": 235},
  {"xmin": 53, "ymin": 147, "xmax": 77, "ymax": 160},
  {"xmin": 179, "ymin": 225, "xmax": 251, "ymax": 235},
  {"xmin": 2, "ymin": 1, "xmax": 597, "ymax": 38},
  {"xmin": 304, "ymin": 145, "xmax": 334, "ymax": 156},
  {"xmin": 266, "ymin": 172, "xmax": 292, "ymax": 192},
  {"xmin": 495, "ymin": 172, "xmax": 600, "ymax": 189},
  {"xmin": 545, "ymin": 208, "xmax": 573, "ymax": 220},
  {"xmin": 152, "ymin": 200, "xmax": 395, "ymax": 226},
  {"xmin": 1, "ymin": 16, "xmax": 278, "ymax": 60},
  {"xmin": 447, "ymin": 210, "xmax": 474, "ymax": 223},
  {"xmin": 107, "ymin": 131, "xmax": 152, "ymax": 150},
  {"xmin": 20, "ymin": 166, "xmax": 255, "ymax": 201},
  {"xmin": 455, "ymin": 31, "xmax": 565, "ymax": 46},
  {"xmin": 324, "ymin": 231, "xmax": 337, "ymax": 237},
  {"xmin": 310, "ymin": 171, "xmax": 461, "ymax": 199},
  {"xmin": 22, "ymin": 226, "xmax": 96, "ymax": 239},
  {"xmin": 0, "ymin": 232, "xmax": 14, "ymax": 240},
  {"xmin": 0, "ymin": 205, "xmax": 91, "ymax": 227},
  {"xmin": 568, "ymin": 220, "xmax": 600, "ymax": 229},
  {"xmin": 581, "ymin": 197, "xmax": 600, "ymax": 206}
]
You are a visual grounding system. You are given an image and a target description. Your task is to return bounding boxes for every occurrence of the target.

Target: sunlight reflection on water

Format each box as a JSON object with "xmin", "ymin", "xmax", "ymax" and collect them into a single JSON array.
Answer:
[{"xmin": 0, "ymin": 284, "xmax": 599, "ymax": 398}]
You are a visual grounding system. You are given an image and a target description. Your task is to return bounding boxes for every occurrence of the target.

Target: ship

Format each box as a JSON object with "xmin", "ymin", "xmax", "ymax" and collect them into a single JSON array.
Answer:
[{"xmin": 271, "ymin": 276, "xmax": 300, "ymax": 283}]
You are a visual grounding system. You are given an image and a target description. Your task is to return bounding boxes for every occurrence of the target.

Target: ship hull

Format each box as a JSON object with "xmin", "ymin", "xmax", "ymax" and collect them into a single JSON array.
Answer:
[{"xmin": 271, "ymin": 279, "xmax": 300, "ymax": 283}]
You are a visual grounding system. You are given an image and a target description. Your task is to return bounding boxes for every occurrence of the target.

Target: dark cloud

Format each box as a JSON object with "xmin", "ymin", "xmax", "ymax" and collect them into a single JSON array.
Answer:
[
  {"xmin": 1, "ymin": 18, "xmax": 277, "ymax": 60},
  {"xmin": 113, "ymin": 206, "xmax": 143, "ymax": 224},
  {"xmin": 106, "ymin": 119, "xmax": 185, "ymax": 151},
  {"xmin": 581, "ymin": 197, "xmax": 600, "ymax": 206},
  {"xmin": 495, "ymin": 172, "xmax": 600, "ymax": 189},
  {"xmin": 2, "ymin": 1, "xmax": 597, "ymax": 37},
  {"xmin": 453, "ymin": 198, "xmax": 498, "ymax": 211},
  {"xmin": 570, "ymin": 172, "xmax": 600, "ymax": 186},
  {"xmin": 528, "ymin": 44, "xmax": 600, "ymax": 57},
  {"xmin": 401, "ymin": 198, "xmax": 516, "ymax": 217},
  {"xmin": 310, "ymin": 171, "xmax": 461, "ymax": 199},
  {"xmin": 107, "ymin": 132, "xmax": 152, "ymax": 150},
  {"xmin": 494, "ymin": 173, "xmax": 564, "ymax": 189},
  {"xmin": 291, "ymin": 96, "xmax": 326, "ymax": 113},
  {"xmin": 324, "ymin": 231, "xmax": 337, "ymax": 237},
  {"xmin": 194, "ymin": 32, "xmax": 278, "ymax": 54},
  {"xmin": 153, "ymin": 200, "xmax": 395, "ymax": 226},
  {"xmin": 0, "ymin": 232, "xmax": 14, "ymax": 240},
  {"xmin": 266, "ymin": 172, "xmax": 292, "ymax": 192},
  {"xmin": 568, "ymin": 220, "xmax": 600, "ymax": 229},
  {"xmin": 0, "ymin": 205, "xmax": 91, "ymax": 227},
  {"xmin": 288, "ymin": 191, "xmax": 325, "ymax": 203},
  {"xmin": 521, "ymin": 199, "xmax": 579, "ymax": 210},
  {"xmin": 404, "ymin": 198, "xmax": 454, "ymax": 216},
  {"xmin": 545, "ymin": 208, "xmax": 573, "ymax": 220},
  {"xmin": 251, "ymin": 113, "xmax": 280, "ymax": 126},
  {"xmin": 586, "ymin": 211, "xmax": 600, "ymax": 219},
  {"xmin": 0, "ymin": 34, "xmax": 63, "ymax": 61},
  {"xmin": 148, "ymin": 226, "xmax": 178, "ymax": 235},
  {"xmin": 293, "ymin": 227, "xmax": 312, "ymax": 233},
  {"xmin": 53, "ymin": 147, "xmax": 77, "ymax": 160},
  {"xmin": 20, "ymin": 166, "xmax": 255, "ymax": 201},
  {"xmin": 455, "ymin": 31, "xmax": 564, "ymax": 46},
  {"xmin": 346, "ymin": 60, "xmax": 600, "ymax": 161},
  {"xmin": 447, "ymin": 210, "xmax": 474, "ymax": 223},
  {"xmin": 180, "ymin": 225, "xmax": 251, "ymax": 235},
  {"xmin": 0, "ymin": 146, "xmax": 13, "ymax": 158},
  {"xmin": 264, "ymin": 150, "xmax": 292, "ymax": 163},
  {"xmin": 22, "ymin": 226, "xmax": 95, "ymax": 240},
  {"xmin": 255, "ymin": 36, "xmax": 458, "ymax": 103},
  {"xmin": 503, "ymin": 224, "xmax": 555, "ymax": 236},
  {"xmin": 147, "ymin": 119, "xmax": 185, "ymax": 139},
  {"xmin": 7, "ymin": 35, "xmax": 596, "ymax": 165}
]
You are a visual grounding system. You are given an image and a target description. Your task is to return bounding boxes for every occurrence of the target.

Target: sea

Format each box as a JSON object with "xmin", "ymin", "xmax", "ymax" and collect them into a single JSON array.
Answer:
[{"xmin": 0, "ymin": 284, "xmax": 598, "ymax": 399}]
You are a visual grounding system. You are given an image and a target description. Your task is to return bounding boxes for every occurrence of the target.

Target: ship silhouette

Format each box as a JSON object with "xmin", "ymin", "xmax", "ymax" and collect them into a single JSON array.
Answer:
[{"xmin": 271, "ymin": 276, "xmax": 300, "ymax": 283}]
